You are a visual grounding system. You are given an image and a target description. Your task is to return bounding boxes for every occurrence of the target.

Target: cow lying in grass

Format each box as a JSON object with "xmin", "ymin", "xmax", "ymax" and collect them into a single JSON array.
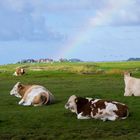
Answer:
[
  {"xmin": 124, "ymin": 72, "xmax": 140, "ymax": 96},
  {"xmin": 10, "ymin": 82, "xmax": 55, "ymax": 106},
  {"xmin": 13, "ymin": 67, "xmax": 25, "ymax": 76},
  {"xmin": 65, "ymin": 95, "xmax": 129, "ymax": 121}
]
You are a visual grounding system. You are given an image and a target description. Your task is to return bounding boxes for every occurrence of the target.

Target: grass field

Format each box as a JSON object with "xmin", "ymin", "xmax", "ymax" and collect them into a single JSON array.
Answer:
[{"xmin": 1, "ymin": 61, "xmax": 140, "ymax": 140}]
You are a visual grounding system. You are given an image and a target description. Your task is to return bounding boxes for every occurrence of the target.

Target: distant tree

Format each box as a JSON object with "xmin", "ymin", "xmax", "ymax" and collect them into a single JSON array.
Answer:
[
  {"xmin": 59, "ymin": 58, "xmax": 69, "ymax": 62},
  {"xmin": 127, "ymin": 58, "xmax": 140, "ymax": 61}
]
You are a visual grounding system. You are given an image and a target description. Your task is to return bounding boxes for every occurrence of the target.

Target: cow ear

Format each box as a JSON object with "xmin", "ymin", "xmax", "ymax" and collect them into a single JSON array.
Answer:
[
  {"xmin": 75, "ymin": 98, "xmax": 78, "ymax": 103},
  {"xmin": 18, "ymin": 84, "xmax": 23, "ymax": 89}
]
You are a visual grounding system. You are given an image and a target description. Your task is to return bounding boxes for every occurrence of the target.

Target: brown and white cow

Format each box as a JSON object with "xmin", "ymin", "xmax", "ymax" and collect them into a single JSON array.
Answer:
[
  {"xmin": 10, "ymin": 82, "xmax": 55, "ymax": 106},
  {"xmin": 65, "ymin": 95, "xmax": 129, "ymax": 121},
  {"xmin": 13, "ymin": 67, "xmax": 25, "ymax": 76}
]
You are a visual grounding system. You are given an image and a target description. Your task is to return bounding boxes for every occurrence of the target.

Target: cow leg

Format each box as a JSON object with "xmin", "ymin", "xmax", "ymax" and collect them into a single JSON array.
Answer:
[
  {"xmin": 77, "ymin": 112, "xmax": 90, "ymax": 119},
  {"xmin": 33, "ymin": 103, "xmax": 42, "ymax": 107},
  {"xmin": 124, "ymin": 91, "xmax": 132, "ymax": 96},
  {"xmin": 18, "ymin": 99, "xmax": 24, "ymax": 105},
  {"xmin": 13, "ymin": 72, "xmax": 17, "ymax": 76},
  {"xmin": 107, "ymin": 115, "xmax": 117, "ymax": 121},
  {"xmin": 22, "ymin": 100, "xmax": 32, "ymax": 106},
  {"xmin": 101, "ymin": 117, "xmax": 107, "ymax": 122},
  {"xmin": 32, "ymin": 95, "xmax": 43, "ymax": 106},
  {"xmin": 124, "ymin": 88, "xmax": 132, "ymax": 96},
  {"xmin": 19, "ymin": 98, "xmax": 32, "ymax": 106}
]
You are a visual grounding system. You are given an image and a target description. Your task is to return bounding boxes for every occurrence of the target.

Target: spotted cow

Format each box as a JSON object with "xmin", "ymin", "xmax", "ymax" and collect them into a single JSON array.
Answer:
[{"xmin": 65, "ymin": 95, "xmax": 129, "ymax": 121}]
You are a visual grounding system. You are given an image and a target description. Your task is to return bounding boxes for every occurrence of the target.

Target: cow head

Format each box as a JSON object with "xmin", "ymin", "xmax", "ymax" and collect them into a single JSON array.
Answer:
[
  {"xmin": 124, "ymin": 71, "xmax": 132, "ymax": 77},
  {"xmin": 65, "ymin": 95, "xmax": 78, "ymax": 113},
  {"xmin": 10, "ymin": 82, "xmax": 22, "ymax": 98}
]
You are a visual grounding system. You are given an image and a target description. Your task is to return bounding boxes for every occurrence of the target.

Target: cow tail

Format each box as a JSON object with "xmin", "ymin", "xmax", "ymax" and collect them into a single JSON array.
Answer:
[
  {"xmin": 121, "ymin": 107, "xmax": 129, "ymax": 120},
  {"xmin": 40, "ymin": 93, "xmax": 48, "ymax": 105}
]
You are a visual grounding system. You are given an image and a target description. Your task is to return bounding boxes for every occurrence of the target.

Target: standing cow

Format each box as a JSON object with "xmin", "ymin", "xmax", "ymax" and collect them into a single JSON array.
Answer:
[
  {"xmin": 10, "ymin": 82, "xmax": 55, "ymax": 106},
  {"xmin": 124, "ymin": 72, "xmax": 140, "ymax": 96}
]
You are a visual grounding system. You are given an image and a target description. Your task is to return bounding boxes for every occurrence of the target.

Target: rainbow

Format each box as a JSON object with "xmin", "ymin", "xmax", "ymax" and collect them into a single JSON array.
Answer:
[{"xmin": 57, "ymin": 0, "xmax": 130, "ymax": 59}]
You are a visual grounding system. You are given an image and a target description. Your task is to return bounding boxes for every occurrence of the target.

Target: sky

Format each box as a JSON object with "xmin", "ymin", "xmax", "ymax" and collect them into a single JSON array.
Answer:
[{"xmin": 0, "ymin": 0, "xmax": 140, "ymax": 64}]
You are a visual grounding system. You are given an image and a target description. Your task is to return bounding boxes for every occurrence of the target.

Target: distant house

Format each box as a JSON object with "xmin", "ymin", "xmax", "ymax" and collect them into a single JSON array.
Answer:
[
  {"xmin": 17, "ymin": 58, "xmax": 53, "ymax": 64},
  {"xmin": 69, "ymin": 58, "xmax": 82, "ymax": 62},
  {"xmin": 17, "ymin": 58, "xmax": 82, "ymax": 64},
  {"xmin": 59, "ymin": 58, "xmax": 82, "ymax": 62},
  {"xmin": 37, "ymin": 58, "xmax": 53, "ymax": 63}
]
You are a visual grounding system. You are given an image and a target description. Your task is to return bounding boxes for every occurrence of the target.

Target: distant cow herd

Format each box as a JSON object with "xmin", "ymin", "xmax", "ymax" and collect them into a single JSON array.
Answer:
[{"xmin": 10, "ymin": 69, "xmax": 140, "ymax": 121}]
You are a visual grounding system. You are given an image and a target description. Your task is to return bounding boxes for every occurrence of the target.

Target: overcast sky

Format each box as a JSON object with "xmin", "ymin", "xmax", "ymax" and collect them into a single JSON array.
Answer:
[{"xmin": 0, "ymin": 0, "xmax": 140, "ymax": 64}]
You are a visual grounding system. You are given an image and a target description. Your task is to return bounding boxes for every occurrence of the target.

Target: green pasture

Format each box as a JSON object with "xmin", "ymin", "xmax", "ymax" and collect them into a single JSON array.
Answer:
[{"xmin": 0, "ymin": 61, "xmax": 140, "ymax": 140}]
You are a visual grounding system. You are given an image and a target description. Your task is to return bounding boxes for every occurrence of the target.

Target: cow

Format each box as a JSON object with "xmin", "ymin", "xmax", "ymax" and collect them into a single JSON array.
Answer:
[
  {"xmin": 10, "ymin": 82, "xmax": 55, "ymax": 106},
  {"xmin": 124, "ymin": 72, "xmax": 140, "ymax": 96},
  {"xmin": 13, "ymin": 67, "xmax": 25, "ymax": 76},
  {"xmin": 65, "ymin": 95, "xmax": 129, "ymax": 121}
]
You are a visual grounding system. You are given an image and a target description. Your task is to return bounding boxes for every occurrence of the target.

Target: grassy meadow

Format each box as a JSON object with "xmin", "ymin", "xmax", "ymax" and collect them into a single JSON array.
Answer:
[{"xmin": 0, "ymin": 61, "xmax": 140, "ymax": 140}]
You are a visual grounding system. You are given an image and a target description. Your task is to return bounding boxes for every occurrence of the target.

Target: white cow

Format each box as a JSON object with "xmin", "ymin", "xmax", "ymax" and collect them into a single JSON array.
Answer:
[
  {"xmin": 10, "ymin": 82, "xmax": 55, "ymax": 106},
  {"xmin": 124, "ymin": 72, "xmax": 140, "ymax": 96}
]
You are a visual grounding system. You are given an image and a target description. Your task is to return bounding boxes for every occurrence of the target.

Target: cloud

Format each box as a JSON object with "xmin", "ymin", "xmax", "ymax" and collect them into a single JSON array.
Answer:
[
  {"xmin": 113, "ymin": 1, "xmax": 140, "ymax": 26},
  {"xmin": 89, "ymin": 0, "xmax": 140, "ymax": 26},
  {"xmin": 0, "ymin": 0, "xmax": 26, "ymax": 12},
  {"xmin": 0, "ymin": 0, "xmax": 65, "ymax": 41},
  {"xmin": 0, "ymin": 0, "xmax": 95, "ymax": 13},
  {"xmin": 0, "ymin": 0, "xmax": 140, "ymax": 41}
]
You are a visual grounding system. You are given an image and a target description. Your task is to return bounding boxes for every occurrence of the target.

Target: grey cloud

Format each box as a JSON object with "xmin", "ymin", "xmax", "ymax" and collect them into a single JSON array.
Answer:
[{"xmin": 0, "ymin": 0, "xmax": 64, "ymax": 41}]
